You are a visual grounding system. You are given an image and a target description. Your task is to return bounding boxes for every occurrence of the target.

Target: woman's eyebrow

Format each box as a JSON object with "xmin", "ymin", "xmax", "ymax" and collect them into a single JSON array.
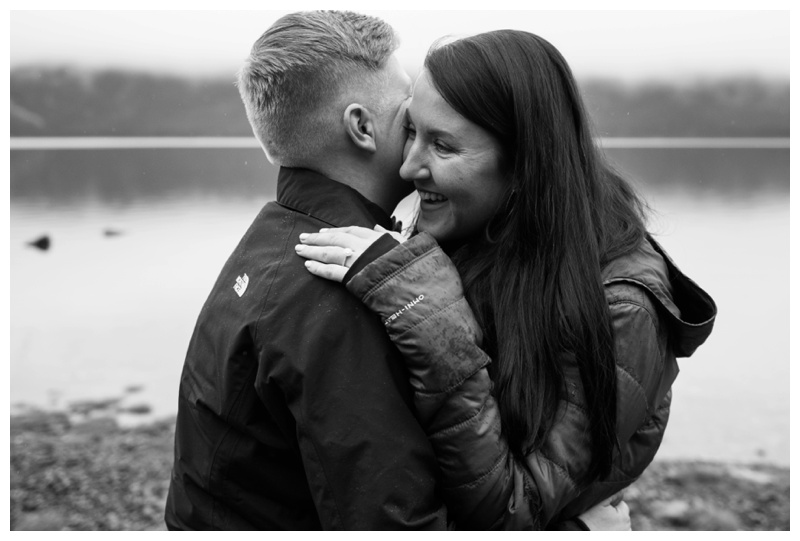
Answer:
[
  {"xmin": 425, "ymin": 126, "xmax": 456, "ymax": 139},
  {"xmin": 405, "ymin": 109, "xmax": 455, "ymax": 139}
]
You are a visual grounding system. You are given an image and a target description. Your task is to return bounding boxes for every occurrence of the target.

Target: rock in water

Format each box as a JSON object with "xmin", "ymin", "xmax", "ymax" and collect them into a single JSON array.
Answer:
[{"xmin": 27, "ymin": 235, "xmax": 50, "ymax": 251}]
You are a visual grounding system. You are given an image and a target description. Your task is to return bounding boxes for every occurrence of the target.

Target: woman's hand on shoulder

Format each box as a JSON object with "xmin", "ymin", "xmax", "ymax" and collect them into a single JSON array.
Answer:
[{"xmin": 295, "ymin": 225, "xmax": 404, "ymax": 282}]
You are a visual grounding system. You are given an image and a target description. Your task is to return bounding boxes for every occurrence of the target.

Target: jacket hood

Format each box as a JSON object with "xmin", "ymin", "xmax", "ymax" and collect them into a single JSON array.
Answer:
[{"xmin": 603, "ymin": 235, "xmax": 717, "ymax": 357}]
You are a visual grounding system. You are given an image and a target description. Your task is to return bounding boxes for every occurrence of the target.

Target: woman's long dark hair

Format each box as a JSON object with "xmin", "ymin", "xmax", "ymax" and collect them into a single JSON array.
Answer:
[{"xmin": 425, "ymin": 30, "xmax": 647, "ymax": 484}]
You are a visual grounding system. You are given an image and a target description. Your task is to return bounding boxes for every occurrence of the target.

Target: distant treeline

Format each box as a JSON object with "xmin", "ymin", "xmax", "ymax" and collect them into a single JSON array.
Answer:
[{"xmin": 11, "ymin": 67, "xmax": 789, "ymax": 137}]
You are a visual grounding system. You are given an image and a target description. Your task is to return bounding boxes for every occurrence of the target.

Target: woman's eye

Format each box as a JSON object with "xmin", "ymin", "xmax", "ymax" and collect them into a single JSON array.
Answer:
[
  {"xmin": 403, "ymin": 124, "xmax": 416, "ymax": 138},
  {"xmin": 433, "ymin": 140, "xmax": 453, "ymax": 154}
]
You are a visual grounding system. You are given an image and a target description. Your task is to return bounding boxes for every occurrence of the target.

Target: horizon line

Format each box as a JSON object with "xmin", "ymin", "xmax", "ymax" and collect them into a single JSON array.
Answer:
[
  {"xmin": 9, "ymin": 136, "xmax": 791, "ymax": 151},
  {"xmin": 9, "ymin": 65, "xmax": 790, "ymax": 85}
]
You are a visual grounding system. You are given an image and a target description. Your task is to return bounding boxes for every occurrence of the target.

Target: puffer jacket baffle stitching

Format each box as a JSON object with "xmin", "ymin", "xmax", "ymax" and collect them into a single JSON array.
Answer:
[{"xmin": 345, "ymin": 232, "xmax": 717, "ymax": 530}]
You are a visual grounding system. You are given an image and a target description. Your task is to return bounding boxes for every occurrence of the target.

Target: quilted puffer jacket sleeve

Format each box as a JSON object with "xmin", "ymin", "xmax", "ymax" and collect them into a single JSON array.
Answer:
[
  {"xmin": 346, "ymin": 233, "xmax": 674, "ymax": 529},
  {"xmin": 346, "ymin": 233, "xmax": 532, "ymax": 528}
]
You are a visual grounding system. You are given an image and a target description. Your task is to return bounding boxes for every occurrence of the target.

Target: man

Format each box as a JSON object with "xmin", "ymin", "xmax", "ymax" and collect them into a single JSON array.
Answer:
[{"xmin": 164, "ymin": 11, "xmax": 446, "ymax": 530}]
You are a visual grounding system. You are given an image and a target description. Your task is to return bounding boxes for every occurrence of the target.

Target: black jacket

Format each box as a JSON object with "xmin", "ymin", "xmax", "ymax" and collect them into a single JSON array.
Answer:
[{"xmin": 165, "ymin": 168, "xmax": 447, "ymax": 530}]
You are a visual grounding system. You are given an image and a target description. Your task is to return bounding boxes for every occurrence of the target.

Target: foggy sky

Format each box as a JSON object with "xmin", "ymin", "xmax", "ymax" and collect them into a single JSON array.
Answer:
[{"xmin": 9, "ymin": 8, "xmax": 790, "ymax": 82}]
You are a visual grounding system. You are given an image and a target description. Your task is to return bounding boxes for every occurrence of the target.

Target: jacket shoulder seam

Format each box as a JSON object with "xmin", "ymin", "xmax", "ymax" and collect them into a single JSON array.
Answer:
[
  {"xmin": 608, "ymin": 297, "xmax": 660, "ymax": 329},
  {"xmin": 608, "ymin": 300, "xmax": 661, "ymax": 415},
  {"xmin": 252, "ymin": 209, "xmax": 297, "ymax": 344},
  {"xmin": 607, "ymin": 298, "xmax": 660, "ymax": 349}
]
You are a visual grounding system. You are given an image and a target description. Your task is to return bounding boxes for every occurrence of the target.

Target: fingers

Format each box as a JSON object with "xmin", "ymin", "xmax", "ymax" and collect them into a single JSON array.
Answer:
[
  {"xmin": 295, "ymin": 241, "xmax": 353, "ymax": 284},
  {"xmin": 296, "ymin": 225, "xmax": 400, "ymax": 284},
  {"xmin": 299, "ymin": 231, "xmax": 358, "ymax": 250},
  {"xmin": 303, "ymin": 260, "xmax": 347, "ymax": 283},
  {"xmin": 616, "ymin": 501, "xmax": 632, "ymax": 531},
  {"xmin": 595, "ymin": 490, "xmax": 625, "ymax": 509},
  {"xmin": 596, "ymin": 496, "xmax": 615, "ymax": 508},
  {"xmin": 596, "ymin": 496, "xmax": 613, "ymax": 507},
  {"xmin": 373, "ymin": 224, "xmax": 406, "ymax": 243},
  {"xmin": 295, "ymin": 244, "xmax": 353, "ymax": 267},
  {"xmin": 321, "ymin": 226, "xmax": 380, "ymax": 239}
]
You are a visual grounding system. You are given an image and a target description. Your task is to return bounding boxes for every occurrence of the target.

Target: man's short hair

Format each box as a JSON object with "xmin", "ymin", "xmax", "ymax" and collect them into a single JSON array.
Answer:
[{"xmin": 237, "ymin": 11, "xmax": 399, "ymax": 165}]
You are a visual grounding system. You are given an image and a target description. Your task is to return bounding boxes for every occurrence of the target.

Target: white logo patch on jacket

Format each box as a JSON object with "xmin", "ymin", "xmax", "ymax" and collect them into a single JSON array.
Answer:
[{"xmin": 234, "ymin": 274, "xmax": 249, "ymax": 297}]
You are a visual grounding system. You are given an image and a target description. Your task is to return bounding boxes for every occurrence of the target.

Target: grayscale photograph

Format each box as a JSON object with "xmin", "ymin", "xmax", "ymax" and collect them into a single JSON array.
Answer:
[{"xmin": 8, "ymin": 6, "xmax": 790, "ymax": 531}]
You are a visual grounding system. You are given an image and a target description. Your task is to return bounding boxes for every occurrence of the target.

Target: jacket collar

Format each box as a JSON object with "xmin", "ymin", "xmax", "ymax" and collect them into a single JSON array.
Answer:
[
  {"xmin": 603, "ymin": 235, "xmax": 717, "ymax": 358},
  {"xmin": 276, "ymin": 167, "xmax": 394, "ymax": 230}
]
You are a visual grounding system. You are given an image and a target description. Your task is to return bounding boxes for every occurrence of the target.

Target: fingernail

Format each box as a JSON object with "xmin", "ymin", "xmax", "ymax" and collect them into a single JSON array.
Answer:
[
  {"xmin": 304, "ymin": 261, "xmax": 312, "ymax": 267},
  {"xmin": 294, "ymin": 244, "xmax": 303, "ymax": 252},
  {"xmin": 343, "ymin": 248, "xmax": 353, "ymax": 256},
  {"xmin": 319, "ymin": 228, "xmax": 329, "ymax": 232},
  {"xmin": 299, "ymin": 233, "xmax": 309, "ymax": 241}
]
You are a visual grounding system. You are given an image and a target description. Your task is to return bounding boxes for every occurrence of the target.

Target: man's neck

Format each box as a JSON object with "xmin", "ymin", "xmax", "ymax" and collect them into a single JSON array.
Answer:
[{"xmin": 307, "ymin": 161, "xmax": 397, "ymax": 216}]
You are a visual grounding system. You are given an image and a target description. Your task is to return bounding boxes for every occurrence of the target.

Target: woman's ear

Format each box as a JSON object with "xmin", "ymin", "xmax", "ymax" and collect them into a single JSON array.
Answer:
[{"xmin": 343, "ymin": 103, "xmax": 377, "ymax": 153}]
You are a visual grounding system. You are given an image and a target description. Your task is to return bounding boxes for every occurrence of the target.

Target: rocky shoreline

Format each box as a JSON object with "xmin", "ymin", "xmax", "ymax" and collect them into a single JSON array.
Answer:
[{"xmin": 10, "ymin": 409, "xmax": 790, "ymax": 531}]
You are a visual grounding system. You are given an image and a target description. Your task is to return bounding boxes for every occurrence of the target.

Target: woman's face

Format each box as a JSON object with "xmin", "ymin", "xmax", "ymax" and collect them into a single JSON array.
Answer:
[{"xmin": 400, "ymin": 70, "xmax": 509, "ymax": 244}]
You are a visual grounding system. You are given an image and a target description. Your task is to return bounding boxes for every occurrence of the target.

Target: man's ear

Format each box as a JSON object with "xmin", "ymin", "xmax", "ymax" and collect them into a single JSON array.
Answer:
[{"xmin": 343, "ymin": 103, "xmax": 377, "ymax": 153}]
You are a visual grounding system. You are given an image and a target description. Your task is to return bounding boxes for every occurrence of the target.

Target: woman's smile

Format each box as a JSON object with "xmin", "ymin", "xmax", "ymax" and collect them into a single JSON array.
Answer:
[
  {"xmin": 417, "ymin": 188, "xmax": 448, "ymax": 205},
  {"xmin": 399, "ymin": 70, "xmax": 508, "ymax": 244}
]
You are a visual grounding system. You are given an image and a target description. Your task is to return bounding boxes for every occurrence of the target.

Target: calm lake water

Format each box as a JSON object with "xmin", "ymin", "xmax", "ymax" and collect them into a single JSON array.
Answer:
[{"xmin": 9, "ymin": 146, "xmax": 790, "ymax": 466}]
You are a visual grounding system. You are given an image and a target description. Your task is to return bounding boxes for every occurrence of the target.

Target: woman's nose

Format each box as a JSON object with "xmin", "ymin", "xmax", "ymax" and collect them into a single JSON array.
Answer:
[{"xmin": 399, "ymin": 142, "xmax": 429, "ymax": 181}]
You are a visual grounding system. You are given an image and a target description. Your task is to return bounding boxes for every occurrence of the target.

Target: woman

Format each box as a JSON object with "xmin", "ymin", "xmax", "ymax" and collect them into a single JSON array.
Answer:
[{"xmin": 295, "ymin": 30, "xmax": 716, "ymax": 529}]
